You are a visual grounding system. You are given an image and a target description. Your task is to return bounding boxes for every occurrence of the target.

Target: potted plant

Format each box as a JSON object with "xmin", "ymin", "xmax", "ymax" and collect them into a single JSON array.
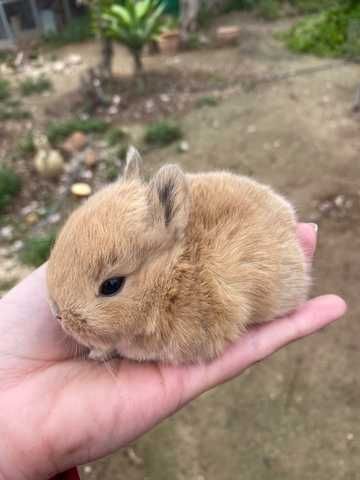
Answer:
[{"xmin": 157, "ymin": 15, "xmax": 180, "ymax": 54}]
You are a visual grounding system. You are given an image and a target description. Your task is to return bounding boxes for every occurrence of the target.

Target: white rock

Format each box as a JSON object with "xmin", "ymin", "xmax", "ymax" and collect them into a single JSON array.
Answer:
[
  {"xmin": 160, "ymin": 93, "xmax": 170, "ymax": 103},
  {"xmin": 112, "ymin": 95, "xmax": 121, "ymax": 105},
  {"xmin": 48, "ymin": 213, "xmax": 61, "ymax": 224},
  {"xmin": 178, "ymin": 140, "xmax": 189, "ymax": 153},
  {"xmin": 11, "ymin": 240, "xmax": 24, "ymax": 253},
  {"xmin": 83, "ymin": 465, "xmax": 92, "ymax": 474},
  {"xmin": 0, "ymin": 226, "xmax": 14, "ymax": 240},
  {"xmin": 53, "ymin": 61, "xmax": 65, "ymax": 73},
  {"xmin": 67, "ymin": 54, "xmax": 82, "ymax": 66}
]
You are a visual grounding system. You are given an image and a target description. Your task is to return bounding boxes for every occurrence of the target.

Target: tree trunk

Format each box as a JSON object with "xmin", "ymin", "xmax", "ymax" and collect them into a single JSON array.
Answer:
[
  {"xmin": 100, "ymin": 36, "xmax": 114, "ymax": 80},
  {"xmin": 133, "ymin": 49, "xmax": 143, "ymax": 76},
  {"xmin": 180, "ymin": 0, "xmax": 201, "ymax": 43}
]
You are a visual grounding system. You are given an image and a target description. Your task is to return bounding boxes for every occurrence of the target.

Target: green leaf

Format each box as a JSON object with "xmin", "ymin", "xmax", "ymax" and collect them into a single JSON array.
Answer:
[{"xmin": 110, "ymin": 5, "xmax": 132, "ymax": 26}]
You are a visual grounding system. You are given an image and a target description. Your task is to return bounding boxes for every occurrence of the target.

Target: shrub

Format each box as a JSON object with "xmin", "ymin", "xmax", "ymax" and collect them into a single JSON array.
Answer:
[
  {"xmin": 0, "ymin": 79, "xmax": 11, "ymax": 101},
  {"xmin": 106, "ymin": 127, "xmax": 128, "ymax": 146},
  {"xmin": 258, "ymin": 0, "xmax": 280, "ymax": 20},
  {"xmin": 144, "ymin": 120, "xmax": 183, "ymax": 146},
  {"xmin": 19, "ymin": 76, "xmax": 53, "ymax": 96},
  {"xmin": 47, "ymin": 118, "xmax": 108, "ymax": 145},
  {"xmin": 20, "ymin": 232, "xmax": 57, "ymax": 267},
  {"xmin": 284, "ymin": 3, "xmax": 360, "ymax": 57},
  {"xmin": 0, "ymin": 167, "xmax": 22, "ymax": 212},
  {"xmin": 17, "ymin": 133, "xmax": 36, "ymax": 156},
  {"xmin": 196, "ymin": 95, "xmax": 219, "ymax": 108}
]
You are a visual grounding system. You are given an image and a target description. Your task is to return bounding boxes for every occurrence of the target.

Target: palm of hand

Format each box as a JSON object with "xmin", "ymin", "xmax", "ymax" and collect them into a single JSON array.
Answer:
[{"xmin": 0, "ymin": 225, "xmax": 346, "ymax": 480}]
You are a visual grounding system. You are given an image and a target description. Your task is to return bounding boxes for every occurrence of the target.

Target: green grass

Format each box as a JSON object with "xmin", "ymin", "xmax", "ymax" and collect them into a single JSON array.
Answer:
[
  {"xmin": 223, "ymin": 0, "xmax": 339, "ymax": 15},
  {"xmin": 17, "ymin": 133, "xmax": 36, "ymax": 156},
  {"xmin": 144, "ymin": 121, "xmax": 183, "ymax": 147},
  {"xmin": 0, "ymin": 79, "xmax": 11, "ymax": 101},
  {"xmin": 258, "ymin": 0, "xmax": 280, "ymax": 19},
  {"xmin": 283, "ymin": 2, "xmax": 360, "ymax": 57},
  {"xmin": 47, "ymin": 118, "xmax": 108, "ymax": 145},
  {"xmin": 0, "ymin": 167, "xmax": 22, "ymax": 212},
  {"xmin": 106, "ymin": 127, "xmax": 128, "ymax": 146},
  {"xmin": 196, "ymin": 95, "xmax": 220, "ymax": 108},
  {"xmin": 0, "ymin": 106, "xmax": 32, "ymax": 121},
  {"xmin": 20, "ymin": 232, "xmax": 57, "ymax": 267},
  {"xmin": 43, "ymin": 14, "xmax": 93, "ymax": 47},
  {"xmin": 0, "ymin": 277, "xmax": 19, "ymax": 292},
  {"xmin": 19, "ymin": 76, "xmax": 53, "ymax": 96}
]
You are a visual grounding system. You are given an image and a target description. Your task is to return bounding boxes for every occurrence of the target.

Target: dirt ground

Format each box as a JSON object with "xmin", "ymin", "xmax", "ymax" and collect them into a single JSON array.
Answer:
[{"xmin": 2, "ymin": 11, "xmax": 360, "ymax": 479}]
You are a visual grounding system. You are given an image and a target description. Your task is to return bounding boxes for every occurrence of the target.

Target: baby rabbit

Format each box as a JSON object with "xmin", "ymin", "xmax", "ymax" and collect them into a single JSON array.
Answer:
[{"xmin": 47, "ymin": 147, "xmax": 309, "ymax": 365}]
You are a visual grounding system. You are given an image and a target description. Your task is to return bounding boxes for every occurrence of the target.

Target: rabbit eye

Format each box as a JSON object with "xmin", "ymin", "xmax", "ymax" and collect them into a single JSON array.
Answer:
[{"xmin": 99, "ymin": 277, "xmax": 125, "ymax": 296}]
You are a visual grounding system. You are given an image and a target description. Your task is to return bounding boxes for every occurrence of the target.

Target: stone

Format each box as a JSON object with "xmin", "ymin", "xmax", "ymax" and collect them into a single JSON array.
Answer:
[
  {"xmin": 334, "ymin": 195, "xmax": 345, "ymax": 208},
  {"xmin": 160, "ymin": 93, "xmax": 170, "ymax": 103},
  {"xmin": 67, "ymin": 54, "xmax": 82, "ymax": 66},
  {"xmin": 84, "ymin": 149, "xmax": 98, "ymax": 168},
  {"xmin": 48, "ymin": 212, "xmax": 61, "ymax": 224},
  {"xmin": 80, "ymin": 170, "xmax": 93, "ymax": 180},
  {"xmin": 112, "ymin": 95, "xmax": 121, "ymax": 105},
  {"xmin": 25, "ymin": 212, "xmax": 39, "ymax": 225},
  {"xmin": 53, "ymin": 61, "xmax": 65, "ymax": 73},
  {"xmin": 108, "ymin": 106, "xmax": 118, "ymax": 116},
  {"xmin": 11, "ymin": 240, "xmax": 24, "ymax": 253},
  {"xmin": 0, "ymin": 226, "xmax": 14, "ymax": 241},
  {"xmin": 178, "ymin": 140, "xmax": 189, "ymax": 153},
  {"xmin": 34, "ymin": 149, "xmax": 64, "ymax": 178},
  {"xmin": 247, "ymin": 125, "xmax": 257, "ymax": 134},
  {"xmin": 62, "ymin": 132, "xmax": 88, "ymax": 154},
  {"xmin": 71, "ymin": 183, "xmax": 92, "ymax": 197}
]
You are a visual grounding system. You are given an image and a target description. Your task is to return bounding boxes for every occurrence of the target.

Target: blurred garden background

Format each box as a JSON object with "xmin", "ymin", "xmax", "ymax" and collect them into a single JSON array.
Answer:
[{"xmin": 0, "ymin": 0, "xmax": 359, "ymax": 478}]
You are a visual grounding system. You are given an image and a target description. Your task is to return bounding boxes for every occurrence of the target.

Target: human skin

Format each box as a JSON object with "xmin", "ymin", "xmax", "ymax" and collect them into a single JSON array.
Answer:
[{"xmin": 0, "ymin": 224, "xmax": 346, "ymax": 480}]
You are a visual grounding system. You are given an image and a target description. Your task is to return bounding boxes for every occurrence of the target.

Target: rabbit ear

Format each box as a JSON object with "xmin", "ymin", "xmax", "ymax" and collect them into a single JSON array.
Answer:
[
  {"xmin": 123, "ymin": 146, "xmax": 143, "ymax": 180},
  {"xmin": 148, "ymin": 164, "xmax": 190, "ymax": 237}
]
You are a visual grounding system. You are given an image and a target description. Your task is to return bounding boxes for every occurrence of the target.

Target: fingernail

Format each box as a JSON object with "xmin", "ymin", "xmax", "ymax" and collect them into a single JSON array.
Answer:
[{"xmin": 309, "ymin": 223, "xmax": 318, "ymax": 233}]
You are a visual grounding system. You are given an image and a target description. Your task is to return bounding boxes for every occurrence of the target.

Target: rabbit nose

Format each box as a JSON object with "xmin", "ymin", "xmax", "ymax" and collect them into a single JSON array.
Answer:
[{"xmin": 56, "ymin": 314, "xmax": 63, "ymax": 321}]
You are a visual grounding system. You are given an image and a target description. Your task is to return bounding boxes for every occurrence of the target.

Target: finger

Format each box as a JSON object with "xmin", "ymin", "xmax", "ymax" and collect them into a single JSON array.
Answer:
[
  {"xmin": 297, "ymin": 223, "xmax": 317, "ymax": 260},
  {"xmin": 180, "ymin": 294, "xmax": 346, "ymax": 398}
]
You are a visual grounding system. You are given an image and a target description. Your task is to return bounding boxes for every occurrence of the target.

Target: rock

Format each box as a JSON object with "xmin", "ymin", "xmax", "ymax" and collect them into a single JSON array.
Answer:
[
  {"xmin": 67, "ymin": 54, "xmax": 82, "ymax": 66},
  {"xmin": 53, "ymin": 61, "xmax": 65, "ymax": 73},
  {"xmin": 48, "ymin": 212, "xmax": 61, "ymax": 224},
  {"xmin": 0, "ymin": 226, "xmax": 14, "ymax": 241},
  {"xmin": 247, "ymin": 125, "xmax": 257, "ymax": 134},
  {"xmin": 112, "ymin": 95, "xmax": 121, "ymax": 105},
  {"xmin": 145, "ymin": 99, "xmax": 155, "ymax": 113},
  {"xmin": 80, "ymin": 170, "xmax": 93, "ymax": 180},
  {"xmin": 71, "ymin": 183, "xmax": 92, "ymax": 197},
  {"xmin": 34, "ymin": 149, "xmax": 64, "ymax": 178},
  {"xmin": 178, "ymin": 140, "xmax": 189, "ymax": 153},
  {"xmin": 334, "ymin": 195, "xmax": 345, "ymax": 208},
  {"xmin": 25, "ymin": 212, "xmax": 39, "ymax": 225},
  {"xmin": 62, "ymin": 132, "xmax": 88, "ymax": 154},
  {"xmin": 108, "ymin": 106, "xmax": 118, "ymax": 116},
  {"xmin": 84, "ymin": 149, "xmax": 98, "ymax": 168},
  {"xmin": 11, "ymin": 240, "xmax": 24, "ymax": 253},
  {"xmin": 83, "ymin": 466, "xmax": 92, "ymax": 474},
  {"xmin": 160, "ymin": 93, "xmax": 170, "ymax": 103}
]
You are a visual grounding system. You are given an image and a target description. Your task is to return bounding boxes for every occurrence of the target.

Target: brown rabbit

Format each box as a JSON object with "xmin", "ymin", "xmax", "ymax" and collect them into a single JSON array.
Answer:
[{"xmin": 47, "ymin": 147, "xmax": 309, "ymax": 364}]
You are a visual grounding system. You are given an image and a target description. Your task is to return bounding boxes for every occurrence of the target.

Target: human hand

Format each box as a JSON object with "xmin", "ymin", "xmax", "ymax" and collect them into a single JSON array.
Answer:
[{"xmin": 0, "ymin": 224, "xmax": 346, "ymax": 480}]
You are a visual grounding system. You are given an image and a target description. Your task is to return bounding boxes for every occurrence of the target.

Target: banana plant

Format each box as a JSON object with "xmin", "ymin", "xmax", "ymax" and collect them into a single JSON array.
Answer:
[{"xmin": 103, "ymin": 0, "xmax": 166, "ymax": 75}]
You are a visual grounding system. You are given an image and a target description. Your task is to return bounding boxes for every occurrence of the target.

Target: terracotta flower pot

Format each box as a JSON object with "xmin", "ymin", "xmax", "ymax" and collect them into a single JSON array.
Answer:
[
  {"xmin": 216, "ymin": 26, "xmax": 240, "ymax": 47},
  {"xmin": 158, "ymin": 30, "xmax": 181, "ymax": 55}
]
